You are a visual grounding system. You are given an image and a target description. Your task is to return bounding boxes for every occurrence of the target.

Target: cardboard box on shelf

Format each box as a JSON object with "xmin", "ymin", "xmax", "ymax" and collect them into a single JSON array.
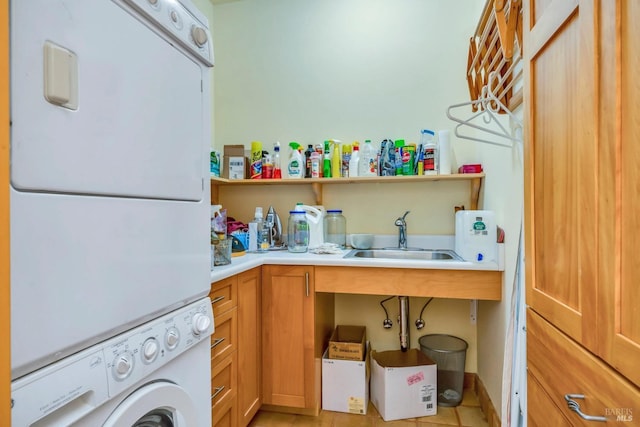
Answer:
[
  {"xmin": 322, "ymin": 342, "xmax": 370, "ymax": 415},
  {"xmin": 370, "ymin": 349, "xmax": 437, "ymax": 421},
  {"xmin": 328, "ymin": 325, "xmax": 366, "ymax": 361},
  {"xmin": 222, "ymin": 145, "xmax": 247, "ymax": 179}
]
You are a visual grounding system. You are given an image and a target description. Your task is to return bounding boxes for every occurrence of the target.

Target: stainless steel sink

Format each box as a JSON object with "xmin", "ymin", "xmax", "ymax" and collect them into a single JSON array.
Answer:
[{"xmin": 343, "ymin": 248, "xmax": 463, "ymax": 261}]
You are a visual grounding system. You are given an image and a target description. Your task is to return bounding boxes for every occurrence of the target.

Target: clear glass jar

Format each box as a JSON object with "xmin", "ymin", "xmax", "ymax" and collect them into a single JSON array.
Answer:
[
  {"xmin": 287, "ymin": 210, "xmax": 309, "ymax": 253},
  {"xmin": 324, "ymin": 209, "xmax": 346, "ymax": 248}
]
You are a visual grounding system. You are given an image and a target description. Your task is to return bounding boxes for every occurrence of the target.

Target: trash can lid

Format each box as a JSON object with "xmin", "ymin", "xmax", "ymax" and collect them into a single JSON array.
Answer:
[{"xmin": 419, "ymin": 334, "xmax": 468, "ymax": 352}]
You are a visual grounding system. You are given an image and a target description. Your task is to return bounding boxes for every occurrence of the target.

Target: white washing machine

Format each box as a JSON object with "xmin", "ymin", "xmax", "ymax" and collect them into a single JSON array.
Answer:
[
  {"xmin": 10, "ymin": 0, "xmax": 214, "ymax": 380},
  {"xmin": 11, "ymin": 298, "xmax": 214, "ymax": 427}
]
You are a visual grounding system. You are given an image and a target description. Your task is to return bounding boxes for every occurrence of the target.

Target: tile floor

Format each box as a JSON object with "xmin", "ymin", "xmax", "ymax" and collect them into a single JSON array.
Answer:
[{"xmin": 248, "ymin": 388, "xmax": 489, "ymax": 427}]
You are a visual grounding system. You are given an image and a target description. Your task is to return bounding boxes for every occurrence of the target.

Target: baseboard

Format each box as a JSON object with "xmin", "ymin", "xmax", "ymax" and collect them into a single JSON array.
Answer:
[{"xmin": 471, "ymin": 373, "xmax": 501, "ymax": 427}]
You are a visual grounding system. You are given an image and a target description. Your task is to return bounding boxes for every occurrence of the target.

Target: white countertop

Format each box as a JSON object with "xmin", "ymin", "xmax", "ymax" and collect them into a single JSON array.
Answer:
[{"xmin": 210, "ymin": 235, "xmax": 504, "ymax": 283}]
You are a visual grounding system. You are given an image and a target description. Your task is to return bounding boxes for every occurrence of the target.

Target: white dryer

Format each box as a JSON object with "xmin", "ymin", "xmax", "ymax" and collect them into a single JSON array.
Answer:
[
  {"xmin": 10, "ymin": 0, "xmax": 214, "ymax": 379},
  {"xmin": 11, "ymin": 298, "xmax": 214, "ymax": 427}
]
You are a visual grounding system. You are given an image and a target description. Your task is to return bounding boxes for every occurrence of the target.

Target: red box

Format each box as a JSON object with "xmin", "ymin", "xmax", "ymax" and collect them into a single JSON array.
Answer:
[{"xmin": 458, "ymin": 164, "xmax": 483, "ymax": 173}]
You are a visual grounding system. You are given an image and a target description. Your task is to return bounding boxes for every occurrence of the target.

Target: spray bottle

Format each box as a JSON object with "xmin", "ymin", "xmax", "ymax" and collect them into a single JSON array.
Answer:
[
  {"xmin": 331, "ymin": 140, "xmax": 341, "ymax": 179},
  {"xmin": 287, "ymin": 142, "xmax": 304, "ymax": 178},
  {"xmin": 273, "ymin": 141, "xmax": 282, "ymax": 179},
  {"xmin": 322, "ymin": 140, "xmax": 332, "ymax": 178}
]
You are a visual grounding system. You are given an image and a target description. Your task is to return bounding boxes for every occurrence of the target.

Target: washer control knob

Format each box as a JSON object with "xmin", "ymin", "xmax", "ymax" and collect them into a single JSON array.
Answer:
[
  {"xmin": 148, "ymin": 0, "xmax": 158, "ymax": 5},
  {"xmin": 165, "ymin": 327, "xmax": 180, "ymax": 350},
  {"xmin": 170, "ymin": 10, "xmax": 179, "ymax": 23},
  {"xmin": 191, "ymin": 26, "xmax": 208, "ymax": 47},
  {"xmin": 191, "ymin": 312, "xmax": 211, "ymax": 336},
  {"xmin": 142, "ymin": 338, "xmax": 159, "ymax": 364},
  {"xmin": 112, "ymin": 351, "xmax": 134, "ymax": 380}
]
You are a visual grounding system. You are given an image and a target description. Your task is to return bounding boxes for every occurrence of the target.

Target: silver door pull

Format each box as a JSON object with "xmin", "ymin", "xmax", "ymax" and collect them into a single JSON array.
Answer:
[
  {"xmin": 210, "ymin": 337, "xmax": 225, "ymax": 349},
  {"xmin": 564, "ymin": 394, "xmax": 606, "ymax": 422},
  {"xmin": 211, "ymin": 296, "xmax": 225, "ymax": 305},
  {"xmin": 211, "ymin": 386, "xmax": 225, "ymax": 401},
  {"xmin": 305, "ymin": 272, "xmax": 309, "ymax": 297}
]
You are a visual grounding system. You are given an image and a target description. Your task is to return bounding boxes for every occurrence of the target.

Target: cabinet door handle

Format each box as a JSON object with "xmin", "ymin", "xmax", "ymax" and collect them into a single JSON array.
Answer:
[
  {"xmin": 211, "ymin": 386, "xmax": 225, "ymax": 401},
  {"xmin": 564, "ymin": 394, "xmax": 606, "ymax": 422},
  {"xmin": 211, "ymin": 295, "xmax": 225, "ymax": 305},
  {"xmin": 305, "ymin": 272, "xmax": 309, "ymax": 297},
  {"xmin": 210, "ymin": 337, "xmax": 225, "ymax": 349}
]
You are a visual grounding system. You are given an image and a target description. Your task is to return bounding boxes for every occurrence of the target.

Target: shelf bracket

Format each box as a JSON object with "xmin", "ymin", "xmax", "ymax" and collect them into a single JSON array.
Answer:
[
  {"xmin": 311, "ymin": 183, "xmax": 323, "ymax": 206},
  {"xmin": 210, "ymin": 181, "xmax": 219, "ymax": 205},
  {"xmin": 470, "ymin": 177, "xmax": 482, "ymax": 210}
]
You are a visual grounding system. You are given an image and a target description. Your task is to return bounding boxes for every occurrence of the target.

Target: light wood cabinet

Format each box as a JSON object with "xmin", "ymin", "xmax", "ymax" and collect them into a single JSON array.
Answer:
[
  {"xmin": 525, "ymin": 0, "xmax": 640, "ymax": 422},
  {"xmin": 261, "ymin": 265, "xmax": 334, "ymax": 415},
  {"xmin": 210, "ymin": 267, "xmax": 263, "ymax": 427},
  {"xmin": 209, "ymin": 278, "xmax": 239, "ymax": 426},
  {"xmin": 236, "ymin": 267, "xmax": 262, "ymax": 427}
]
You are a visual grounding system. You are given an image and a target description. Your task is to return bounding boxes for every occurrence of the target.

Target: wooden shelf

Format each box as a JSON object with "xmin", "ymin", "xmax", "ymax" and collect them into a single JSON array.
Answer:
[{"xmin": 210, "ymin": 173, "xmax": 484, "ymax": 208}]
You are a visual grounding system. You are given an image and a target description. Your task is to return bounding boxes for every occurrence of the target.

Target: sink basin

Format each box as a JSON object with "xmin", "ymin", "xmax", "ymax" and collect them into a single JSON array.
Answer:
[{"xmin": 344, "ymin": 248, "xmax": 463, "ymax": 261}]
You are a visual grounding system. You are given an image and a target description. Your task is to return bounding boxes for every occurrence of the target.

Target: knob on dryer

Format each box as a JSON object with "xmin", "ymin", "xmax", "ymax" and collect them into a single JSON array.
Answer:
[
  {"xmin": 191, "ymin": 312, "xmax": 211, "ymax": 336},
  {"xmin": 191, "ymin": 26, "xmax": 208, "ymax": 47}
]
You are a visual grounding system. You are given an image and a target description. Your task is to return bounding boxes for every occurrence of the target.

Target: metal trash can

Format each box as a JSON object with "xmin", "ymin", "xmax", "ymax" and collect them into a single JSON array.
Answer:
[{"xmin": 419, "ymin": 334, "xmax": 468, "ymax": 407}]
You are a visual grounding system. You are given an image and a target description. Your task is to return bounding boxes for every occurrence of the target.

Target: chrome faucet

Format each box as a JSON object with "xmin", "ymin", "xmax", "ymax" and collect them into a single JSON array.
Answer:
[{"xmin": 394, "ymin": 211, "xmax": 410, "ymax": 249}]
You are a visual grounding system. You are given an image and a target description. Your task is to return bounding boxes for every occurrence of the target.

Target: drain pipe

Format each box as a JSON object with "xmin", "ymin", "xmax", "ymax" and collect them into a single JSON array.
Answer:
[{"xmin": 398, "ymin": 296, "xmax": 410, "ymax": 352}]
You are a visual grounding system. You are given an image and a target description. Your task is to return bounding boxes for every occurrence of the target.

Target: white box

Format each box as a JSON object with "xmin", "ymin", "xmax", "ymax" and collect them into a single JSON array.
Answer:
[
  {"xmin": 322, "ymin": 343, "xmax": 370, "ymax": 415},
  {"xmin": 370, "ymin": 349, "xmax": 437, "ymax": 421}
]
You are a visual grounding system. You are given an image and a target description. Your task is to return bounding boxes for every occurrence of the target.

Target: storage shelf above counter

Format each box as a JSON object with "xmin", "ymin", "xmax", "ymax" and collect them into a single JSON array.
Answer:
[{"xmin": 210, "ymin": 173, "xmax": 484, "ymax": 208}]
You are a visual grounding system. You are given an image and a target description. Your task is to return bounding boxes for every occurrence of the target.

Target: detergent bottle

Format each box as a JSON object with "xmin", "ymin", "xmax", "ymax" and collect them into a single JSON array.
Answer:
[
  {"xmin": 287, "ymin": 142, "xmax": 304, "ymax": 178},
  {"xmin": 293, "ymin": 203, "xmax": 325, "ymax": 248}
]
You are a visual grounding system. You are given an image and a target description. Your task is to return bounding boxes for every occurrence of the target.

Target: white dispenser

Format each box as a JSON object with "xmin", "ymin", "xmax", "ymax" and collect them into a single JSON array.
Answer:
[
  {"xmin": 455, "ymin": 210, "xmax": 497, "ymax": 262},
  {"xmin": 294, "ymin": 204, "xmax": 325, "ymax": 249}
]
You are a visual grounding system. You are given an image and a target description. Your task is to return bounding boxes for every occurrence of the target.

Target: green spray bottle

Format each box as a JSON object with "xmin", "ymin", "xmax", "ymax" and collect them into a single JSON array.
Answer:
[{"xmin": 322, "ymin": 140, "xmax": 332, "ymax": 178}]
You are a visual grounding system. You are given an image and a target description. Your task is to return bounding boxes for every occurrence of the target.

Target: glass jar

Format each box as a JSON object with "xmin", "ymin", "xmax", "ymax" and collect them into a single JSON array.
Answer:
[
  {"xmin": 324, "ymin": 209, "xmax": 346, "ymax": 248},
  {"xmin": 287, "ymin": 210, "xmax": 309, "ymax": 253}
]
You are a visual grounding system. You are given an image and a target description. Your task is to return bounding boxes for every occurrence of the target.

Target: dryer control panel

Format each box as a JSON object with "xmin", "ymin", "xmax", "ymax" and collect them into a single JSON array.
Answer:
[
  {"xmin": 117, "ymin": 0, "xmax": 214, "ymax": 66},
  {"xmin": 10, "ymin": 298, "xmax": 214, "ymax": 427}
]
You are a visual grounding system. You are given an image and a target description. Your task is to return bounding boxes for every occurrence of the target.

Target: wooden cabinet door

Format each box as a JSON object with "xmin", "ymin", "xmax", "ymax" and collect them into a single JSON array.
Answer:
[
  {"xmin": 524, "ymin": 0, "xmax": 598, "ymax": 351},
  {"xmin": 237, "ymin": 267, "xmax": 262, "ymax": 427},
  {"xmin": 597, "ymin": 0, "xmax": 640, "ymax": 388},
  {"xmin": 261, "ymin": 265, "xmax": 315, "ymax": 409}
]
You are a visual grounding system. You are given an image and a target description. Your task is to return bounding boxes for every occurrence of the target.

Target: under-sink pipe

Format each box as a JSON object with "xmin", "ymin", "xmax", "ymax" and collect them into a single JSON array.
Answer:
[{"xmin": 398, "ymin": 296, "xmax": 410, "ymax": 352}]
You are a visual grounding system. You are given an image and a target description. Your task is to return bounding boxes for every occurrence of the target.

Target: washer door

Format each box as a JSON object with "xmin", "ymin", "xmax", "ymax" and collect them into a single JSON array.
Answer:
[{"xmin": 103, "ymin": 382, "xmax": 197, "ymax": 427}]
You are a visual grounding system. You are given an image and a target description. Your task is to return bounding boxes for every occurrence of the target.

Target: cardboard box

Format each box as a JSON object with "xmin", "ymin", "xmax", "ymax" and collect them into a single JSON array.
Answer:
[
  {"xmin": 370, "ymin": 349, "xmax": 437, "ymax": 421},
  {"xmin": 322, "ymin": 343, "xmax": 370, "ymax": 415},
  {"xmin": 328, "ymin": 325, "xmax": 366, "ymax": 361},
  {"xmin": 222, "ymin": 145, "xmax": 247, "ymax": 179}
]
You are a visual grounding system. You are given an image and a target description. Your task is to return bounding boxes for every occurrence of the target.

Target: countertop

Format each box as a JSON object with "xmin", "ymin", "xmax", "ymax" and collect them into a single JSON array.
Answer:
[{"xmin": 210, "ymin": 235, "xmax": 504, "ymax": 283}]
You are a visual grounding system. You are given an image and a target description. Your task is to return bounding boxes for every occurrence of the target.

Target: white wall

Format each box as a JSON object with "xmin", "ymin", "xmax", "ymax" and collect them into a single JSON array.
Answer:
[
  {"xmin": 207, "ymin": 0, "xmax": 523, "ymax": 418},
  {"xmin": 212, "ymin": 0, "xmax": 483, "ymax": 159}
]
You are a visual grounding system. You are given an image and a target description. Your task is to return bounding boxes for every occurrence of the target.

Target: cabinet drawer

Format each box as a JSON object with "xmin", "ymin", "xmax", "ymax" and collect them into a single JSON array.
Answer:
[
  {"xmin": 211, "ymin": 352, "xmax": 237, "ymax": 421},
  {"xmin": 527, "ymin": 309, "xmax": 639, "ymax": 424},
  {"xmin": 527, "ymin": 371, "xmax": 571, "ymax": 426},
  {"xmin": 210, "ymin": 276, "xmax": 237, "ymax": 316},
  {"xmin": 212, "ymin": 388, "xmax": 236, "ymax": 427},
  {"xmin": 211, "ymin": 307, "xmax": 237, "ymax": 366}
]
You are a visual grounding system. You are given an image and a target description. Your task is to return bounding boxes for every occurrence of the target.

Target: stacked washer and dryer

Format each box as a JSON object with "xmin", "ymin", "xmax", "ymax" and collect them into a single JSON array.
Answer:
[{"xmin": 10, "ymin": 0, "xmax": 215, "ymax": 425}]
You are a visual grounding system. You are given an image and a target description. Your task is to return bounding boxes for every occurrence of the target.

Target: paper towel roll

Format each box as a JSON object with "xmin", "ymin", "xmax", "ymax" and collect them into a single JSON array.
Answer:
[{"xmin": 438, "ymin": 130, "xmax": 452, "ymax": 175}]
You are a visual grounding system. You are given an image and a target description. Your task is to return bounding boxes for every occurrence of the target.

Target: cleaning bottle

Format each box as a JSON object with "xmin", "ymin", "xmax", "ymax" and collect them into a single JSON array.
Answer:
[
  {"xmin": 310, "ymin": 151, "xmax": 321, "ymax": 178},
  {"xmin": 331, "ymin": 140, "xmax": 341, "ymax": 179},
  {"xmin": 359, "ymin": 139, "xmax": 378, "ymax": 176},
  {"xmin": 304, "ymin": 144, "xmax": 314, "ymax": 178},
  {"xmin": 272, "ymin": 141, "xmax": 282, "ymax": 179},
  {"xmin": 322, "ymin": 140, "xmax": 332, "ymax": 178},
  {"xmin": 421, "ymin": 129, "xmax": 438, "ymax": 175},
  {"xmin": 287, "ymin": 142, "xmax": 304, "ymax": 178},
  {"xmin": 394, "ymin": 139, "xmax": 405, "ymax": 175},
  {"xmin": 341, "ymin": 143, "xmax": 351, "ymax": 177},
  {"xmin": 250, "ymin": 141, "xmax": 262, "ymax": 179},
  {"xmin": 249, "ymin": 206, "xmax": 265, "ymax": 252},
  {"xmin": 349, "ymin": 141, "xmax": 360, "ymax": 177}
]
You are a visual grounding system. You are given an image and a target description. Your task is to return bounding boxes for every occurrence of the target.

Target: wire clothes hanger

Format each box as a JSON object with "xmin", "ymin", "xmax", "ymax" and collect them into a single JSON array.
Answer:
[{"xmin": 447, "ymin": 53, "xmax": 523, "ymax": 148}]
